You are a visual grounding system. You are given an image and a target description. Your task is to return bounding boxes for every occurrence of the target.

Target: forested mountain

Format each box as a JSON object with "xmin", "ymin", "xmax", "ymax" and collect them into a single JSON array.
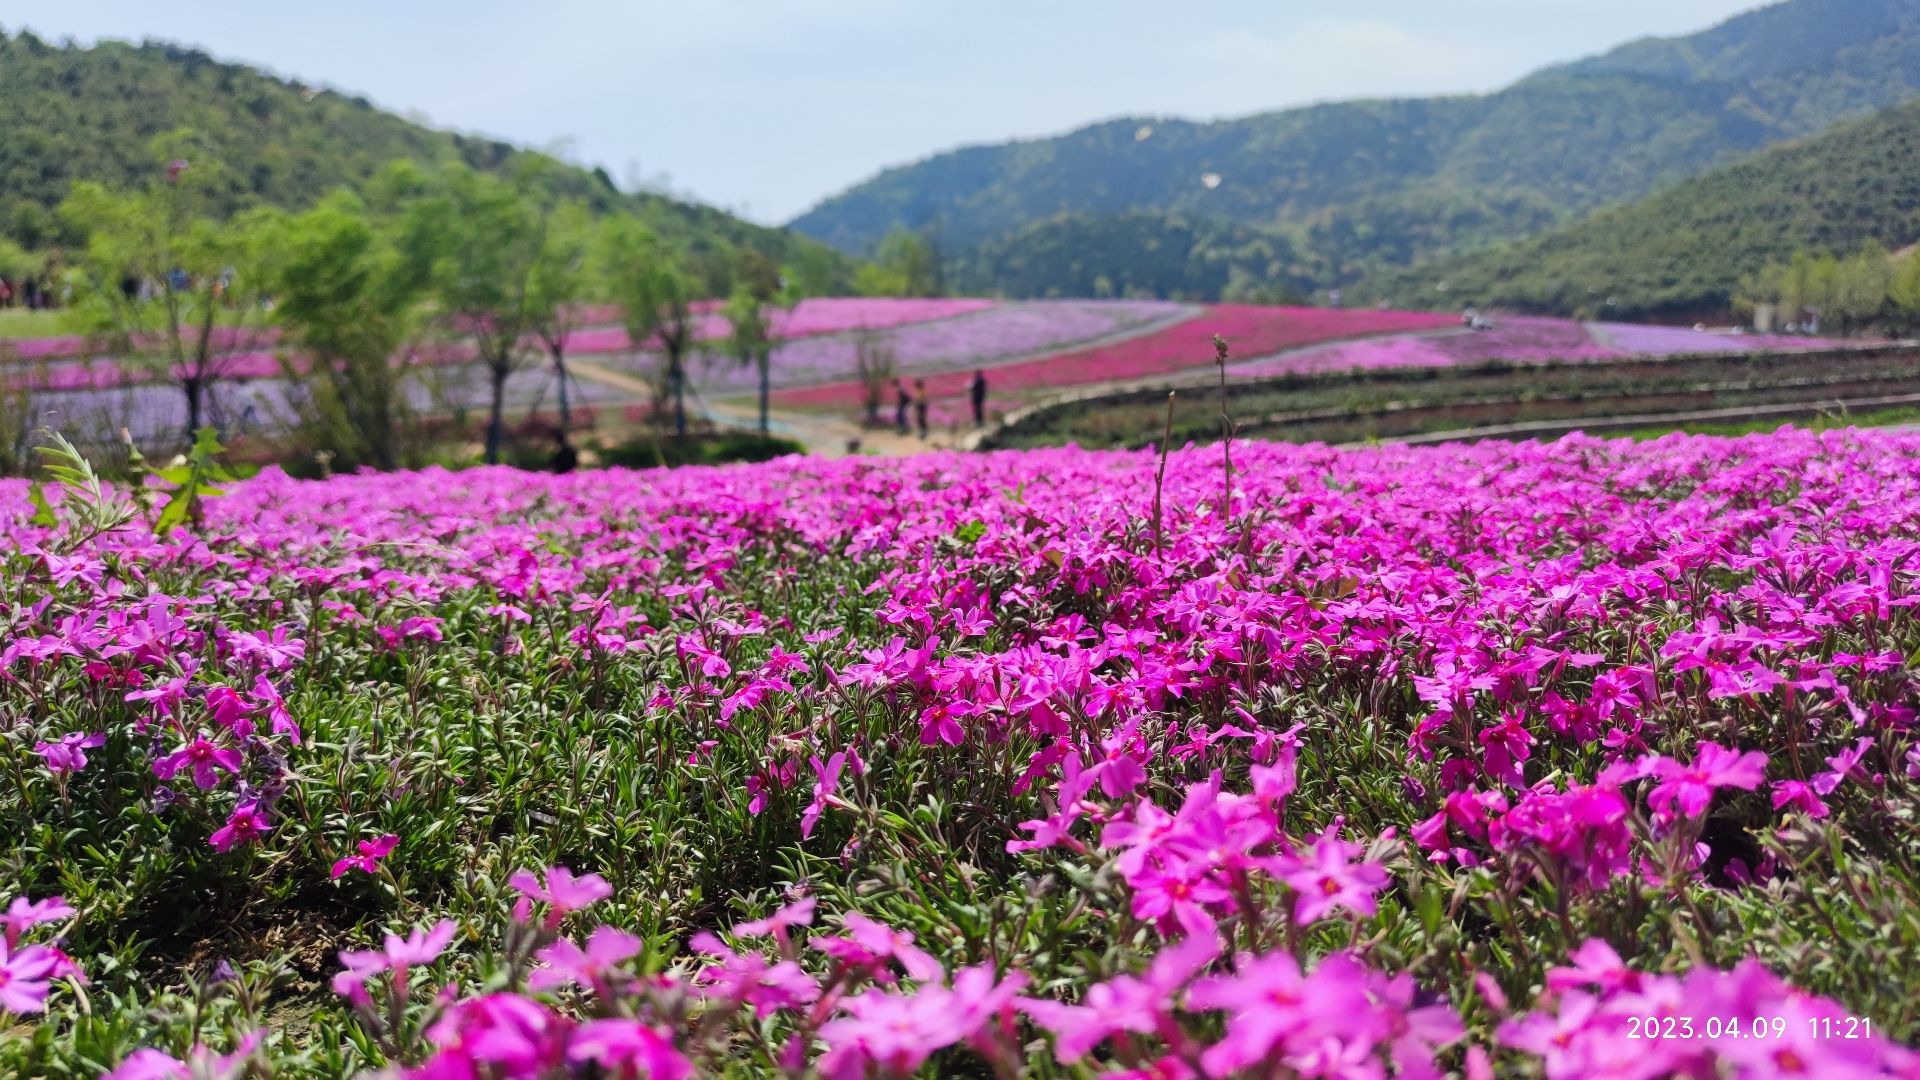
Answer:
[
  {"xmin": 793, "ymin": 0, "xmax": 1920, "ymax": 300},
  {"xmin": 1352, "ymin": 99, "xmax": 1920, "ymax": 318},
  {"xmin": 0, "ymin": 29, "xmax": 841, "ymax": 272}
]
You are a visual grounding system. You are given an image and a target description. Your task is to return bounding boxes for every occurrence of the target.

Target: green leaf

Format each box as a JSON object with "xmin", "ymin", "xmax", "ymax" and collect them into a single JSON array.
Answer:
[{"xmin": 26, "ymin": 482, "xmax": 56, "ymax": 527}]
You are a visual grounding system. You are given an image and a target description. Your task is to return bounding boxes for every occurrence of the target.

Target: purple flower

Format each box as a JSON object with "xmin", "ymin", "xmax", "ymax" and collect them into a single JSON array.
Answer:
[
  {"xmin": 32, "ymin": 732, "xmax": 103, "ymax": 776},
  {"xmin": 1647, "ymin": 742, "xmax": 1770, "ymax": 822},
  {"xmin": 153, "ymin": 736, "xmax": 244, "ymax": 791}
]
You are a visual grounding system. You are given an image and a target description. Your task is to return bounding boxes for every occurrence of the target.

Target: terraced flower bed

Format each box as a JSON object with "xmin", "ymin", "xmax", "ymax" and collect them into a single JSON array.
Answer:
[
  {"xmin": 1230, "ymin": 316, "xmax": 1845, "ymax": 376},
  {"xmin": 5, "ymin": 432, "xmax": 1919, "ymax": 1076},
  {"xmin": 774, "ymin": 304, "xmax": 1455, "ymax": 422}
]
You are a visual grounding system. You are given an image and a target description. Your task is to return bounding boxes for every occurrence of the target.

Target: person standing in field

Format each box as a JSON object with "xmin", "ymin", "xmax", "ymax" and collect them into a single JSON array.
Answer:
[
  {"xmin": 969, "ymin": 369, "xmax": 988, "ymax": 427},
  {"xmin": 894, "ymin": 378, "xmax": 911, "ymax": 435},
  {"xmin": 913, "ymin": 378, "xmax": 930, "ymax": 440}
]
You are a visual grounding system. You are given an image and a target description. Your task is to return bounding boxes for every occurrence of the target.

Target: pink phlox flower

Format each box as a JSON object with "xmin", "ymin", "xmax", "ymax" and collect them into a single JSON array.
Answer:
[
  {"xmin": 1544, "ymin": 939, "xmax": 1642, "ymax": 996},
  {"xmin": 812, "ymin": 911, "xmax": 945, "ymax": 983},
  {"xmin": 1811, "ymin": 736, "xmax": 1875, "ymax": 796},
  {"xmin": 1186, "ymin": 951, "xmax": 1381, "ymax": 1077},
  {"xmin": 1647, "ymin": 742, "xmax": 1769, "ymax": 822},
  {"xmin": 509, "ymin": 866, "xmax": 612, "ymax": 927},
  {"xmin": 485, "ymin": 603, "xmax": 533, "ymax": 623},
  {"xmin": 330, "ymin": 834, "xmax": 401, "ymax": 879},
  {"xmin": 249, "ymin": 676, "xmax": 300, "ymax": 744},
  {"xmin": 1276, "ymin": 826, "xmax": 1391, "ymax": 925},
  {"xmin": 203, "ymin": 686, "xmax": 255, "ymax": 737},
  {"xmin": 229, "ymin": 627, "xmax": 306, "ymax": 671},
  {"xmin": 802, "ymin": 753, "xmax": 849, "ymax": 839},
  {"xmin": 566, "ymin": 1018, "xmax": 692, "ymax": 1080},
  {"xmin": 1021, "ymin": 934, "xmax": 1219, "ymax": 1061},
  {"xmin": 689, "ymin": 931, "xmax": 820, "ymax": 1016},
  {"xmin": 32, "ymin": 731, "xmax": 103, "ymax": 776},
  {"xmin": 0, "ymin": 941, "xmax": 63, "ymax": 1014},
  {"xmin": 1770, "ymin": 780, "xmax": 1830, "ymax": 818},
  {"xmin": 530, "ymin": 926, "xmax": 644, "ymax": 995},
  {"xmin": 731, "ymin": 896, "xmax": 816, "ymax": 943},
  {"xmin": 103, "ymin": 1033, "xmax": 262, "ymax": 1080},
  {"xmin": 209, "ymin": 802, "xmax": 272, "ymax": 852},
  {"xmin": 421, "ymin": 992, "xmax": 568, "ymax": 1078},
  {"xmin": 816, "ymin": 964, "xmax": 1025, "ymax": 1080},
  {"xmin": 2, "ymin": 895, "xmax": 75, "ymax": 950},
  {"xmin": 153, "ymin": 735, "xmax": 244, "ymax": 790},
  {"xmin": 333, "ymin": 920, "xmax": 458, "ymax": 1005}
]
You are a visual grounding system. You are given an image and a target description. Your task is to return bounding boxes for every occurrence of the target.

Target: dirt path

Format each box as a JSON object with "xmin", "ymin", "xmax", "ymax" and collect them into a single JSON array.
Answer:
[{"xmin": 568, "ymin": 359, "xmax": 967, "ymax": 458}]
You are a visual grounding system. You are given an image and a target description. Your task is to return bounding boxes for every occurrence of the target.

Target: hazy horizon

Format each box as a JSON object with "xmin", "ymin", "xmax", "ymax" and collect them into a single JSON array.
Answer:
[{"xmin": 15, "ymin": 0, "xmax": 1766, "ymax": 226}]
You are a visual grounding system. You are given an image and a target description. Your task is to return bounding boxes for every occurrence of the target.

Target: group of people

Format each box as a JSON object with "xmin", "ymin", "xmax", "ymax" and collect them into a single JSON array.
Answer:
[
  {"xmin": 0, "ymin": 276, "xmax": 54, "ymax": 311},
  {"xmin": 890, "ymin": 370, "xmax": 991, "ymax": 440}
]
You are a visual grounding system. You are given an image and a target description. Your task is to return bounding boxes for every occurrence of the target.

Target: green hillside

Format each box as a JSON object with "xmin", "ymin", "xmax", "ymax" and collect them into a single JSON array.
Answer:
[
  {"xmin": 0, "ymin": 29, "xmax": 840, "ymax": 273},
  {"xmin": 1354, "ymin": 99, "xmax": 1920, "ymax": 318},
  {"xmin": 793, "ymin": 0, "xmax": 1920, "ymax": 298}
]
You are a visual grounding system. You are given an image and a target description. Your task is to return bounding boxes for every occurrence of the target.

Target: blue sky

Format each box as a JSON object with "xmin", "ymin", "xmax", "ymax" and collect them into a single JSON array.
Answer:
[{"xmin": 17, "ymin": 1, "xmax": 1765, "ymax": 224}]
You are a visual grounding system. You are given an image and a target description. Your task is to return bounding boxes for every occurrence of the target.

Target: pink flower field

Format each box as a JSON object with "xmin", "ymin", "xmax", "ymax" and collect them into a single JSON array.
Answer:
[
  {"xmin": 6, "ymin": 427, "xmax": 1919, "ymax": 1075},
  {"xmin": 1231, "ymin": 316, "xmax": 1851, "ymax": 377},
  {"xmin": 775, "ymin": 303, "xmax": 1456, "ymax": 417}
]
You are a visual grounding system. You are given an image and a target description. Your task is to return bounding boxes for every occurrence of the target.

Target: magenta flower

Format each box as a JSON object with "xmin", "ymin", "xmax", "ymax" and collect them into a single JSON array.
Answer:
[
  {"xmin": 731, "ymin": 896, "xmax": 816, "ymax": 941},
  {"xmin": 509, "ymin": 866, "xmax": 612, "ymax": 927},
  {"xmin": 103, "ymin": 1033, "xmax": 261, "ymax": 1080},
  {"xmin": 2, "ymin": 895, "xmax": 76, "ymax": 950},
  {"xmin": 152, "ymin": 736, "xmax": 243, "ymax": 791},
  {"xmin": 529, "ymin": 926, "xmax": 643, "ymax": 995},
  {"xmin": 421, "ymin": 992, "xmax": 567, "ymax": 1077},
  {"xmin": 208, "ymin": 803, "xmax": 272, "ymax": 852},
  {"xmin": 1276, "ymin": 827, "xmax": 1390, "ymax": 925},
  {"xmin": 0, "ymin": 942, "xmax": 62, "ymax": 1014},
  {"xmin": 33, "ymin": 732, "xmax": 104, "ymax": 776},
  {"xmin": 330, "ymin": 834, "xmax": 401, "ymax": 879},
  {"xmin": 1186, "ymin": 951, "xmax": 1381, "ymax": 1077},
  {"xmin": 813, "ymin": 911, "xmax": 945, "ymax": 983},
  {"xmin": 817, "ymin": 964, "xmax": 1026, "ymax": 1080},
  {"xmin": 1021, "ymin": 933, "xmax": 1219, "ymax": 1061},
  {"xmin": 566, "ymin": 1019, "xmax": 692, "ymax": 1080},
  {"xmin": 1647, "ymin": 742, "xmax": 1769, "ymax": 822},
  {"xmin": 230, "ymin": 627, "xmax": 306, "ymax": 671},
  {"xmin": 690, "ymin": 932, "xmax": 821, "ymax": 1017},
  {"xmin": 801, "ymin": 752, "xmax": 849, "ymax": 839},
  {"xmin": 333, "ymin": 919, "xmax": 458, "ymax": 1005}
]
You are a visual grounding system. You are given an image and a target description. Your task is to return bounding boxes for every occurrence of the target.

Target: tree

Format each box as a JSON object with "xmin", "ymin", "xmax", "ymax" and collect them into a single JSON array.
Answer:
[
  {"xmin": 1890, "ymin": 251, "xmax": 1920, "ymax": 325},
  {"xmin": 57, "ymin": 138, "xmax": 275, "ymax": 442},
  {"xmin": 852, "ymin": 328, "xmax": 895, "ymax": 427},
  {"xmin": 263, "ymin": 192, "xmax": 427, "ymax": 471},
  {"xmin": 394, "ymin": 164, "xmax": 546, "ymax": 464},
  {"xmin": 855, "ymin": 228, "xmax": 942, "ymax": 298},
  {"xmin": 525, "ymin": 199, "xmax": 593, "ymax": 430},
  {"xmin": 598, "ymin": 216, "xmax": 697, "ymax": 435},
  {"xmin": 1830, "ymin": 244, "xmax": 1892, "ymax": 335}
]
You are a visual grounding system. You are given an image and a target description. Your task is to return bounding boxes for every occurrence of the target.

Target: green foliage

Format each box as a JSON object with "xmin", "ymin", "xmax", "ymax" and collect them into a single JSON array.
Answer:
[
  {"xmin": 151, "ymin": 426, "xmax": 235, "ymax": 534},
  {"xmin": 853, "ymin": 228, "xmax": 943, "ymax": 297},
  {"xmin": 31, "ymin": 430, "xmax": 136, "ymax": 547},
  {"xmin": 392, "ymin": 163, "xmax": 560, "ymax": 463},
  {"xmin": 0, "ymin": 31, "xmax": 848, "ymax": 280},
  {"xmin": 949, "ymin": 211, "xmax": 1313, "ymax": 301},
  {"xmin": 263, "ymin": 191, "xmax": 429, "ymax": 472},
  {"xmin": 56, "ymin": 140, "xmax": 281, "ymax": 441},
  {"xmin": 794, "ymin": 0, "xmax": 1920, "ymax": 300},
  {"xmin": 1360, "ymin": 99, "xmax": 1920, "ymax": 317},
  {"xmin": 596, "ymin": 216, "xmax": 698, "ymax": 433},
  {"xmin": 597, "ymin": 431, "xmax": 805, "ymax": 469}
]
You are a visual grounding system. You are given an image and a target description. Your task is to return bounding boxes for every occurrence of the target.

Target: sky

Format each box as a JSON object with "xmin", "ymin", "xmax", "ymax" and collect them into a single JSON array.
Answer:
[{"xmin": 15, "ymin": 1, "xmax": 1767, "ymax": 225}]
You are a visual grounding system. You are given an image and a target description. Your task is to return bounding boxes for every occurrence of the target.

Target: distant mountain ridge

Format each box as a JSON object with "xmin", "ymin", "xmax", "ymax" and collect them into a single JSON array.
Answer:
[
  {"xmin": 792, "ymin": 0, "xmax": 1920, "ymax": 300},
  {"xmin": 1351, "ymin": 97, "xmax": 1920, "ymax": 318},
  {"xmin": 0, "ymin": 29, "xmax": 837, "ymax": 273}
]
